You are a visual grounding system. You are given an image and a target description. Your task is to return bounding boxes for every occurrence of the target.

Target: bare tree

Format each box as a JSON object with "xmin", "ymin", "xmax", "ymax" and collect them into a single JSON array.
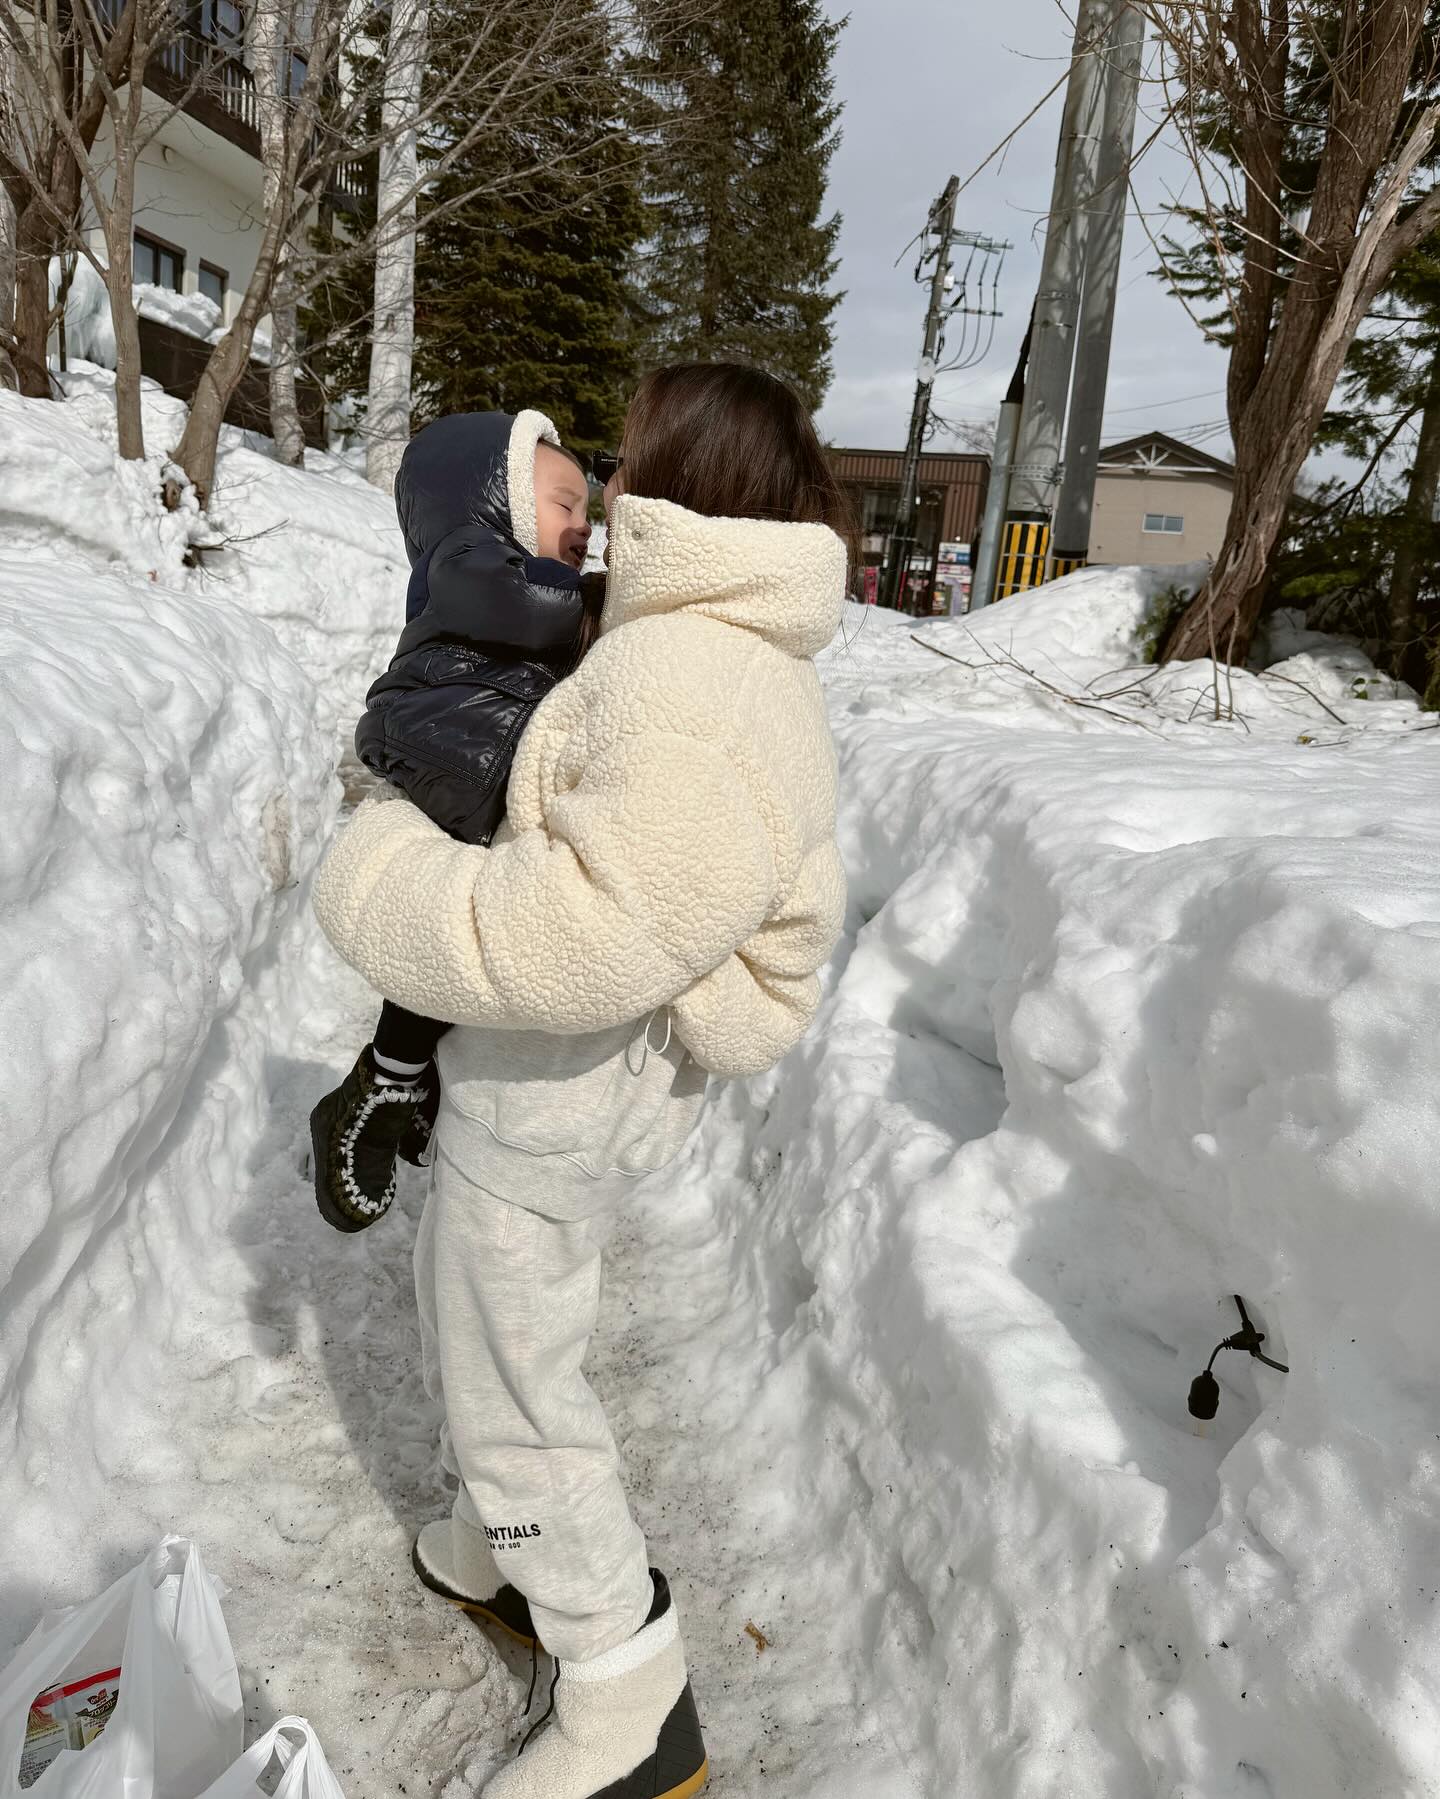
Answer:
[
  {"xmin": 1141, "ymin": 0, "xmax": 1440, "ymax": 663},
  {"xmin": 0, "ymin": 0, "xmax": 183, "ymax": 455},
  {"xmin": 252, "ymin": 0, "xmax": 306, "ymax": 467},
  {"xmin": 365, "ymin": 0, "xmax": 428, "ymax": 491},
  {"xmin": 169, "ymin": 0, "xmax": 345, "ymax": 500},
  {"xmin": 0, "ymin": 0, "xmax": 140, "ymax": 400}
]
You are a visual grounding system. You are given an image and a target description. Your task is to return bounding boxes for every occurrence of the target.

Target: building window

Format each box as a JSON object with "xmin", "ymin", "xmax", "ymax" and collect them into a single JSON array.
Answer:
[
  {"xmin": 1142, "ymin": 512, "xmax": 1185, "ymax": 534},
  {"xmin": 287, "ymin": 51, "xmax": 308, "ymax": 97},
  {"xmin": 200, "ymin": 0, "xmax": 244, "ymax": 45},
  {"xmin": 860, "ymin": 488, "xmax": 899, "ymax": 537},
  {"xmin": 134, "ymin": 231, "xmax": 183, "ymax": 291},
  {"xmin": 198, "ymin": 262, "xmax": 227, "ymax": 310}
]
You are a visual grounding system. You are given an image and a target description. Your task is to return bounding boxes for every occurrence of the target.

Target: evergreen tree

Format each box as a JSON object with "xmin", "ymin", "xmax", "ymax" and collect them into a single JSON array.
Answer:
[
  {"xmin": 410, "ymin": 1, "xmax": 642, "ymax": 455},
  {"xmin": 636, "ymin": 0, "xmax": 843, "ymax": 411}
]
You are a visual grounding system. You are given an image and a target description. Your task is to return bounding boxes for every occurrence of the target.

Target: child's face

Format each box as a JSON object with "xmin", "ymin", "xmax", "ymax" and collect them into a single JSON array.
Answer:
[{"xmin": 534, "ymin": 443, "xmax": 591, "ymax": 571}]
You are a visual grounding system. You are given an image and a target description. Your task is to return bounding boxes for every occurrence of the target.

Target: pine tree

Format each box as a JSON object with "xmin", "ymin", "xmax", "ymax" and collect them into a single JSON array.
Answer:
[
  {"xmin": 636, "ymin": 0, "xmax": 843, "ymax": 411},
  {"xmin": 410, "ymin": 1, "xmax": 643, "ymax": 456}
]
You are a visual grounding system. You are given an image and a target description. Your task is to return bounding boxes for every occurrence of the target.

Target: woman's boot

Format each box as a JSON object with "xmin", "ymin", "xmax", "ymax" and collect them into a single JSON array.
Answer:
[
  {"xmin": 484, "ymin": 1571, "xmax": 707, "ymax": 1799},
  {"xmin": 413, "ymin": 1488, "xmax": 537, "ymax": 1648}
]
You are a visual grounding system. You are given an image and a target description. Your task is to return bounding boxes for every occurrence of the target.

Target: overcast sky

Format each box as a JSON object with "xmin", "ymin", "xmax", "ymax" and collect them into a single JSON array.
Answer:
[{"xmin": 813, "ymin": 0, "xmax": 1235, "ymax": 462}]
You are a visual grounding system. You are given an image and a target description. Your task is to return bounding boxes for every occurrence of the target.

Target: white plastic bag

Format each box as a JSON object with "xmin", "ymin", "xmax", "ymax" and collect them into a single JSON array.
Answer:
[
  {"xmin": 195, "ymin": 1719, "xmax": 347, "ymax": 1799},
  {"xmin": 0, "ymin": 1536, "xmax": 242, "ymax": 1798}
]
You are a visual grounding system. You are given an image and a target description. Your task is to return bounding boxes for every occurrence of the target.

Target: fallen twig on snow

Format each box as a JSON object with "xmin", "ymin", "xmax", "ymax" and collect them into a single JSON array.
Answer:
[
  {"xmin": 1259, "ymin": 667, "xmax": 1349, "ymax": 725},
  {"xmin": 910, "ymin": 632, "xmax": 1167, "ymax": 734}
]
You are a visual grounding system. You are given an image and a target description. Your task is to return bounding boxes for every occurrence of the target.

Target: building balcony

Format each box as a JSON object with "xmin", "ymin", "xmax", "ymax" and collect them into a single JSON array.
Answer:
[
  {"xmin": 84, "ymin": 1, "xmax": 372, "ymax": 216},
  {"xmin": 147, "ymin": 34, "xmax": 372, "ymax": 217}
]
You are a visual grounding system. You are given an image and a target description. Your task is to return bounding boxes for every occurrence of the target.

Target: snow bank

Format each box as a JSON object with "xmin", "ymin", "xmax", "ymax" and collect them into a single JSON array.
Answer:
[
  {"xmin": 0, "ymin": 381, "xmax": 397, "ymax": 1583},
  {"xmin": 1, "ymin": 370, "xmax": 404, "ymax": 755},
  {"xmin": 0, "ymin": 545, "xmax": 328, "ymax": 1552},
  {"xmin": 675, "ymin": 573, "xmax": 1440, "ymax": 1795}
]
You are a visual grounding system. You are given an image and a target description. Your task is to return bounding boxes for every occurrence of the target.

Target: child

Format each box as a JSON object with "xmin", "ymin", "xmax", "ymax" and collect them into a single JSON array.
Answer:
[{"xmin": 309, "ymin": 409, "xmax": 596, "ymax": 1232}]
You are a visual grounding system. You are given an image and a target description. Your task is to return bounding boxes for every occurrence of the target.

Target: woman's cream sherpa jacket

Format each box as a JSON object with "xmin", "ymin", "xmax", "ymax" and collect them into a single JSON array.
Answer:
[{"xmin": 313, "ymin": 493, "xmax": 848, "ymax": 1082}]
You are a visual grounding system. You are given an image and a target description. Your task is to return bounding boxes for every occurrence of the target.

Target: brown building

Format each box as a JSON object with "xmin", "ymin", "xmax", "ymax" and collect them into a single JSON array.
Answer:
[{"xmin": 828, "ymin": 446, "xmax": 990, "ymax": 612}]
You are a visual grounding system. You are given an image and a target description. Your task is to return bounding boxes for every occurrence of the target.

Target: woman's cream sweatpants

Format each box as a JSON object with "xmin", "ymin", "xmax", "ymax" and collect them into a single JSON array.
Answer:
[{"xmin": 413, "ymin": 1134, "xmax": 656, "ymax": 1663}]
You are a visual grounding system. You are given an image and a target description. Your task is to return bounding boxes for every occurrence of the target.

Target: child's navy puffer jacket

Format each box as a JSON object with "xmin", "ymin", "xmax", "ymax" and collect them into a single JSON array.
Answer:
[{"xmin": 355, "ymin": 409, "xmax": 589, "ymax": 847}]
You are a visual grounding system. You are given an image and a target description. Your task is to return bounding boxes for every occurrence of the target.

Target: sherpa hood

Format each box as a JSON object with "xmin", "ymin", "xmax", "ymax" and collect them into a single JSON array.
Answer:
[
  {"xmin": 601, "ymin": 494, "xmax": 847, "ymax": 661},
  {"xmin": 391, "ymin": 408, "xmax": 583, "ymax": 663}
]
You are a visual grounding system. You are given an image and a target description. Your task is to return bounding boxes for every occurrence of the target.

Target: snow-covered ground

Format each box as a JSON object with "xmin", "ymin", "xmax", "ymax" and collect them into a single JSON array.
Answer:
[{"xmin": 3, "ymin": 380, "xmax": 1440, "ymax": 1798}]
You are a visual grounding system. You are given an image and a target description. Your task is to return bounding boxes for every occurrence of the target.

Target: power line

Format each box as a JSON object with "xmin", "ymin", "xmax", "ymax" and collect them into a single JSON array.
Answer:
[{"xmin": 1102, "ymin": 386, "xmax": 1224, "ymax": 418}]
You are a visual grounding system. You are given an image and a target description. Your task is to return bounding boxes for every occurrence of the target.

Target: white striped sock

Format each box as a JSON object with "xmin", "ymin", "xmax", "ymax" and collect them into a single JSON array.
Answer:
[{"xmin": 372, "ymin": 1050, "xmax": 428, "ymax": 1086}]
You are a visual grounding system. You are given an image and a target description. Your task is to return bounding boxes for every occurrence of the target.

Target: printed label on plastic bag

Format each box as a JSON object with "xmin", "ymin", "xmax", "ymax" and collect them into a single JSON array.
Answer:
[{"xmin": 18, "ymin": 1670, "xmax": 120, "ymax": 1789}]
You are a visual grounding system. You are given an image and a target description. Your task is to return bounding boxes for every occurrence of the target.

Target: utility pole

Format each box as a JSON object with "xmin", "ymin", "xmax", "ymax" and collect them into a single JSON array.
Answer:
[
  {"xmin": 998, "ymin": 0, "xmax": 1110, "ymax": 598},
  {"xmin": 1050, "ymin": 4, "xmax": 1146, "ymax": 574},
  {"xmin": 882, "ymin": 175, "xmax": 959, "ymax": 612},
  {"xmin": 972, "ymin": 311, "xmax": 1033, "ymax": 609}
]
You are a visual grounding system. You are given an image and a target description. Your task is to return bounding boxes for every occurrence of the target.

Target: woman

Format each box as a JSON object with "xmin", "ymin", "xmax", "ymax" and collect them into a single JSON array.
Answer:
[{"xmin": 313, "ymin": 362, "xmax": 850, "ymax": 1799}]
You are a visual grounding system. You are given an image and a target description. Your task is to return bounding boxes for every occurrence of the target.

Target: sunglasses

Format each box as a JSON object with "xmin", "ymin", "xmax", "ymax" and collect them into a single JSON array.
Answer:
[{"xmin": 590, "ymin": 450, "xmax": 624, "ymax": 486}]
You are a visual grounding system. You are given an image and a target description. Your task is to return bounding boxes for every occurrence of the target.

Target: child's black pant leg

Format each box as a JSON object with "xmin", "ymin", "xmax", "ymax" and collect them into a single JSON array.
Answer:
[{"xmin": 375, "ymin": 1000, "xmax": 452, "ymax": 1066}]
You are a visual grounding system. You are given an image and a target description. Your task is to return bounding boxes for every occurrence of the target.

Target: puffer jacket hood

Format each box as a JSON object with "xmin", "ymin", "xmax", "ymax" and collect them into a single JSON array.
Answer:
[
  {"xmin": 602, "ymin": 494, "xmax": 847, "ymax": 660},
  {"xmin": 396, "ymin": 407, "xmax": 559, "ymax": 564},
  {"xmin": 393, "ymin": 409, "xmax": 581, "ymax": 662}
]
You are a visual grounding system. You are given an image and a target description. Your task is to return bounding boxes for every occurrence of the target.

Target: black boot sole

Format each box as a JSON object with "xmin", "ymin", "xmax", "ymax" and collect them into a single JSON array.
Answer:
[
  {"xmin": 592, "ymin": 1681, "xmax": 709, "ymax": 1798},
  {"xmin": 411, "ymin": 1540, "xmax": 540, "ymax": 1648}
]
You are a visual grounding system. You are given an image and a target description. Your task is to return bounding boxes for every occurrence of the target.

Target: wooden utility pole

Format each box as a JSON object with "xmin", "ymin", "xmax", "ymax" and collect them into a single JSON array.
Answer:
[{"xmin": 882, "ymin": 176, "xmax": 959, "ymax": 612}]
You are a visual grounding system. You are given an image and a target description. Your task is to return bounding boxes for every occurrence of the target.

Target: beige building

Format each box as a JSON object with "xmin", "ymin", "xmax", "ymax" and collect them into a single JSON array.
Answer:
[{"xmin": 1089, "ymin": 432, "xmax": 1234, "ymax": 568}]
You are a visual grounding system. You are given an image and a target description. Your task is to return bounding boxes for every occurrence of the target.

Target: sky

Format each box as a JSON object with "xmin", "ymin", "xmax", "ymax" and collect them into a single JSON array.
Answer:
[{"xmin": 813, "ymin": 0, "xmax": 1235, "ymax": 462}]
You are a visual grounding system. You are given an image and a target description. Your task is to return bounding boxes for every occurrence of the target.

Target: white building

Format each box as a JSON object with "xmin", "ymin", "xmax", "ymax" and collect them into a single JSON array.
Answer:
[{"xmin": 46, "ymin": 5, "xmax": 367, "ymax": 438}]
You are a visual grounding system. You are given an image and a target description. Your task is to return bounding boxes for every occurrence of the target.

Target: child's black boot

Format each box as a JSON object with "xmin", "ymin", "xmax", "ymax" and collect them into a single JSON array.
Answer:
[{"xmin": 309, "ymin": 1047, "xmax": 433, "ymax": 1232}]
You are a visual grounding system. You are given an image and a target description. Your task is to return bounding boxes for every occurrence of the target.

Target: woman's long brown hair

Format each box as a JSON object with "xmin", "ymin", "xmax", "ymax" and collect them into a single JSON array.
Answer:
[{"xmin": 620, "ymin": 362, "xmax": 853, "ymax": 545}]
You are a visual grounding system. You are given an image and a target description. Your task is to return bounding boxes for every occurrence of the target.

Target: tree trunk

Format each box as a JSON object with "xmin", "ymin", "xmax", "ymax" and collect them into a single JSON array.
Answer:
[
  {"xmin": 171, "ymin": 247, "xmax": 283, "ymax": 502},
  {"xmin": 0, "ymin": 30, "xmax": 22, "ymax": 391},
  {"xmin": 13, "ymin": 204, "xmax": 58, "ymax": 397},
  {"xmin": 109, "ymin": 275, "xmax": 144, "ymax": 456},
  {"xmin": 1386, "ymin": 353, "xmax": 1440, "ymax": 691},
  {"xmin": 268, "ymin": 262, "xmax": 306, "ymax": 466},
  {"xmin": 252, "ymin": 1, "xmax": 305, "ymax": 467},
  {"xmin": 0, "ymin": 181, "xmax": 15, "ymax": 391},
  {"xmin": 365, "ymin": 0, "xmax": 429, "ymax": 492},
  {"xmin": 104, "ymin": 142, "xmax": 145, "ymax": 459}
]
